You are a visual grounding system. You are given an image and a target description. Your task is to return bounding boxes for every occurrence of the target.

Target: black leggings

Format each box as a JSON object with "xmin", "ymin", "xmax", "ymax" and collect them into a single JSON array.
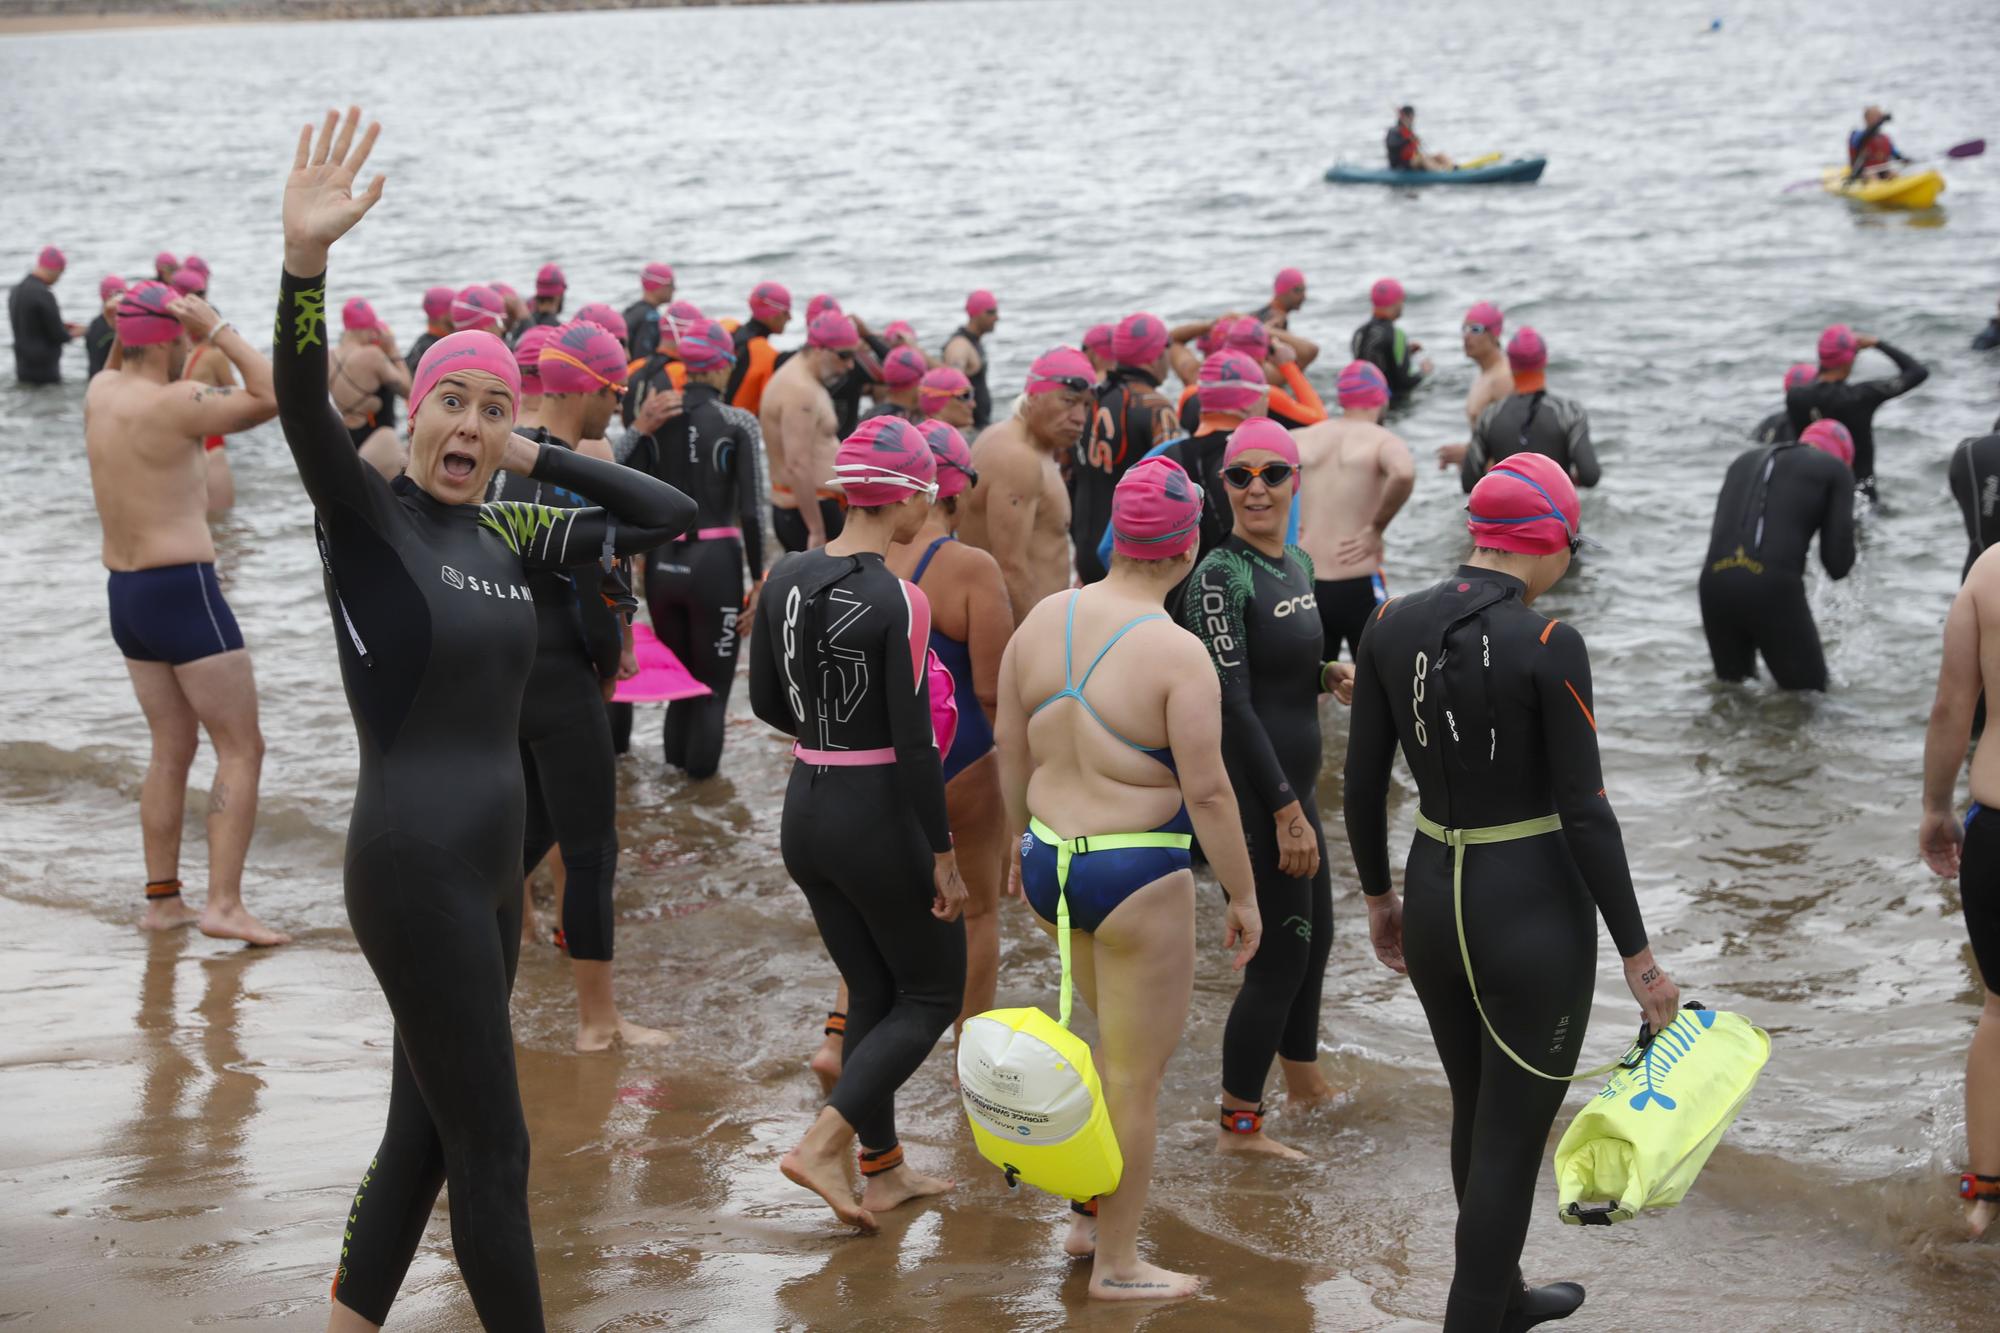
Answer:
[
  {"xmin": 335, "ymin": 832, "xmax": 541, "ymax": 1330},
  {"xmin": 1316, "ymin": 575, "xmax": 1381, "ymax": 661},
  {"xmin": 1961, "ymin": 803, "xmax": 2000, "ymax": 988},
  {"xmin": 521, "ymin": 661, "xmax": 619, "ymax": 961},
  {"xmin": 772, "ymin": 499, "xmax": 845, "ymax": 554},
  {"xmin": 1222, "ymin": 800, "xmax": 1334, "ymax": 1103},
  {"xmin": 1400, "ymin": 834, "xmax": 1596, "ymax": 1333},
  {"xmin": 646, "ymin": 536, "xmax": 745, "ymax": 779},
  {"xmin": 1698, "ymin": 566, "xmax": 1826, "ymax": 691},
  {"xmin": 780, "ymin": 763, "xmax": 965, "ymax": 1149}
]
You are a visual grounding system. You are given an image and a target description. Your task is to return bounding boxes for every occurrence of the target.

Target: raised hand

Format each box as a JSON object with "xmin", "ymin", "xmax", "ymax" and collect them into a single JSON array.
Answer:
[{"xmin": 283, "ymin": 106, "xmax": 384, "ymax": 276}]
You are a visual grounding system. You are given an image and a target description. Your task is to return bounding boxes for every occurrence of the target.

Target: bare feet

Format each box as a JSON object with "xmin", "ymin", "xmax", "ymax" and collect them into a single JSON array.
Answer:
[
  {"xmin": 1280, "ymin": 1057, "xmax": 1345, "ymax": 1111},
  {"xmin": 576, "ymin": 1017, "xmax": 676, "ymax": 1054},
  {"xmin": 809, "ymin": 1035, "xmax": 842, "ymax": 1098},
  {"xmin": 859, "ymin": 1162, "xmax": 954, "ymax": 1213},
  {"xmin": 198, "ymin": 901, "xmax": 291, "ymax": 947},
  {"xmin": 780, "ymin": 1143, "xmax": 877, "ymax": 1232},
  {"xmin": 140, "ymin": 897, "xmax": 200, "ymax": 932},
  {"xmin": 1062, "ymin": 1213, "xmax": 1096, "ymax": 1258},
  {"xmin": 1088, "ymin": 1258, "xmax": 1204, "ymax": 1302},
  {"xmin": 1216, "ymin": 1126, "xmax": 1307, "ymax": 1160},
  {"xmin": 1969, "ymin": 1198, "xmax": 1998, "ymax": 1240}
]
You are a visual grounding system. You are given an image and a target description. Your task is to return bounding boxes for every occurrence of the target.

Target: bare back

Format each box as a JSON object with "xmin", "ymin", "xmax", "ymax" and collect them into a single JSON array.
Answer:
[
  {"xmin": 1467, "ymin": 357, "xmax": 1514, "ymax": 428},
  {"xmin": 887, "ymin": 523, "xmax": 1014, "ymax": 715},
  {"xmin": 85, "ymin": 371, "xmax": 219, "ymax": 571},
  {"xmin": 329, "ymin": 337, "xmax": 391, "ymax": 427},
  {"xmin": 1966, "ymin": 554, "xmax": 2000, "ymax": 805},
  {"xmin": 760, "ymin": 354, "xmax": 838, "ymax": 506},
  {"xmin": 1295, "ymin": 417, "xmax": 1406, "ymax": 580}
]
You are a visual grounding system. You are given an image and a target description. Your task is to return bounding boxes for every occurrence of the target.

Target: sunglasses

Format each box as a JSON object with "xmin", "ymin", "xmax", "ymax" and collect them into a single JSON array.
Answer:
[{"xmin": 1223, "ymin": 462, "xmax": 1295, "ymax": 490}]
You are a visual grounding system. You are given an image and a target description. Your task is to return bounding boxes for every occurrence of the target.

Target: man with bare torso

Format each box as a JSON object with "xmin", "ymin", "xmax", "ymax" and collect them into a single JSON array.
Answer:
[
  {"xmin": 761, "ymin": 309, "xmax": 860, "ymax": 550},
  {"xmin": 1437, "ymin": 300, "xmax": 1512, "ymax": 472},
  {"xmin": 328, "ymin": 296, "xmax": 411, "ymax": 479},
  {"xmin": 84, "ymin": 281, "xmax": 288, "ymax": 946},
  {"xmin": 1293, "ymin": 361, "xmax": 1414, "ymax": 662},
  {"xmin": 961, "ymin": 346, "xmax": 1095, "ymax": 625}
]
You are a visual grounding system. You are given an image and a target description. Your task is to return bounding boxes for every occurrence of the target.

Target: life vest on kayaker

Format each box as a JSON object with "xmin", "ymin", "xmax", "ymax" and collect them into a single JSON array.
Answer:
[
  {"xmin": 1386, "ymin": 123, "xmax": 1420, "ymax": 170},
  {"xmin": 1848, "ymin": 127, "xmax": 1896, "ymax": 171}
]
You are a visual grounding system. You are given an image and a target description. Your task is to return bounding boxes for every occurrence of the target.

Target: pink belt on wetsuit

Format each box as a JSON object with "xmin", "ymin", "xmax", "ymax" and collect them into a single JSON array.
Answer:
[
  {"xmin": 793, "ymin": 744, "xmax": 895, "ymax": 767},
  {"xmin": 693, "ymin": 526, "xmax": 741, "ymax": 542}
]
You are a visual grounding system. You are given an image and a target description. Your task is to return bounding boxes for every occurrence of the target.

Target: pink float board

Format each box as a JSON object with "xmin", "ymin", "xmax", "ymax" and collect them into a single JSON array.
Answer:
[{"xmin": 613, "ymin": 623, "xmax": 713, "ymax": 702}]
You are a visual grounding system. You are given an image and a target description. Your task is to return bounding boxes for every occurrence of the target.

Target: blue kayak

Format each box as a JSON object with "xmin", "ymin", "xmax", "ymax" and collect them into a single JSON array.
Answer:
[{"xmin": 1324, "ymin": 158, "xmax": 1547, "ymax": 186}]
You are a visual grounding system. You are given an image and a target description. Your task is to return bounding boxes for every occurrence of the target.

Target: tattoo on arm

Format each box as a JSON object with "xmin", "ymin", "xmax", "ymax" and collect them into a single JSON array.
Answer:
[{"xmin": 195, "ymin": 385, "xmax": 237, "ymax": 401}]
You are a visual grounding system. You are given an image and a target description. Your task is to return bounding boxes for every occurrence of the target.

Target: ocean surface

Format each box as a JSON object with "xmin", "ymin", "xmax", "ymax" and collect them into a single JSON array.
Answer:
[{"xmin": 4, "ymin": 0, "xmax": 2000, "ymax": 1327}]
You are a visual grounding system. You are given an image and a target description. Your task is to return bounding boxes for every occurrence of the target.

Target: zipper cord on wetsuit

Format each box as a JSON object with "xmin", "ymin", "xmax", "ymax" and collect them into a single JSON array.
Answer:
[{"xmin": 1737, "ymin": 443, "xmax": 1798, "ymax": 557}]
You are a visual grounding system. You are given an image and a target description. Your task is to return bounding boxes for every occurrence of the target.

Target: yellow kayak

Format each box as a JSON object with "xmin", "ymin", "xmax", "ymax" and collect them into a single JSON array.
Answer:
[{"xmin": 1820, "ymin": 166, "xmax": 1945, "ymax": 209}]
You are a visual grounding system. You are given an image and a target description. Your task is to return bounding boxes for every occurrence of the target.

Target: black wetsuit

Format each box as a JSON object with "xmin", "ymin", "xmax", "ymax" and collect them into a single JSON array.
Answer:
[
  {"xmin": 1351, "ymin": 317, "xmax": 1423, "ymax": 404},
  {"xmin": 948, "ymin": 326, "xmax": 993, "ymax": 429},
  {"xmin": 404, "ymin": 327, "xmax": 444, "ymax": 377},
  {"xmin": 1750, "ymin": 408, "xmax": 1797, "ymax": 445},
  {"xmin": 489, "ymin": 431, "xmax": 629, "ymax": 960},
  {"xmin": 9, "ymin": 273, "xmax": 69, "ymax": 383},
  {"xmin": 828, "ymin": 331, "xmax": 891, "ymax": 437},
  {"xmin": 748, "ymin": 549, "xmax": 964, "ymax": 1152},
  {"xmin": 274, "ymin": 269, "xmax": 694, "ymax": 1330},
  {"xmin": 1951, "ymin": 432, "xmax": 2000, "ymax": 579},
  {"xmin": 1185, "ymin": 537, "xmax": 1334, "ymax": 1104},
  {"xmin": 1974, "ymin": 319, "xmax": 2000, "ymax": 353},
  {"xmin": 1462, "ymin": 391, "xmax": 1600, "ymax": 493},
  {"xmin": 1697, "ymin": 444, "xmax": 1855, "ymax": 691},
  {"xmin": 1074, "ymin": 367, "xmax": 1179, "ymax": 583},
  {"xmin": 1344, "ymin": 567, "xmax": 1648, "ymax": 1333},
  {"xmin": 627, "ymin": 382, "xmax": 766, "ymax": 777},
  {"xmin": 85, "ymin": 313, "xmax": 116, "ymax": 378},
  {"xmin": 508, "ymin": 309, "xmax": 561, "ymax": 348},
  {"xmin": 1785, "ymin": 341, "xmax": 1928, "ymax": 496},
  {"xmin": 623, "ymin": 298, "xmax": 660, "ymax": 363}
]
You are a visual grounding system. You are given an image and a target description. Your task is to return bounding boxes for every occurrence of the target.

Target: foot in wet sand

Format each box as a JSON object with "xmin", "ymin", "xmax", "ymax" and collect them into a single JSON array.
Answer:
[
  {"xmin": 781, "ymin": 1142, "xmax": 877, "ymax": 1232},
  {"xmin": 809, "ymin": 1035, "xmax": 842, "ymax": 1098},
  {"xmin": 1216, "ymin": 1126, "xmax": 1307, "ymax": 1160},
  {"xmin": 576, "ymin": 1017, "xmax": 676, "ymax": 1053},
  {"xmin": 1062, "ymin": 1213, "xmax": 1096, "ymax": 1258},
  {"xmin": 198, "ymin": 901, "xmax": 291, "ymax": 947},
  {"xmin": 859, "ymin": 1162, "xmax": 954, "ymax": 1213},
  {"xmin": 1088, "ymin": 1258, "xmax": 1204, "ymax": 1302},
  {"xmin": 1968, "ymin": 1198, "xmax": 1998, "ymax": 1240},
  {"xmin": 140, "ymin": 896, "xmax": 200, "ymax": 932}
]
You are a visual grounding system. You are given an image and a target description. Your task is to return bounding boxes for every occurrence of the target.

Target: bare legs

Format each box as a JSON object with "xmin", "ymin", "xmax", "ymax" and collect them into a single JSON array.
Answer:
[
  {"xmin": 949, "ymin": 753, "xmax": 1006, "ymax": 1029},
  {"xmin": 1968, "ymin": 990, "xmax": 2000, "ymax": 1238}
]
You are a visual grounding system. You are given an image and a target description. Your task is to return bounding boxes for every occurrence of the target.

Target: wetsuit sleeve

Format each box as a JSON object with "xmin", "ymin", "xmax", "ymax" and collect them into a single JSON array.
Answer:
[
  {"xmin": 1462, "ymin": 403, "xmax": 1497, "ymax": 494},
  {"xmin": 1974, "ymin": 322, "xmax": 2000, "ymax": 353},
  {"xmin": 1858, "ymin": 341, "xmax": 1928, "ymax": 404},
  {"xmin": 1277, "ymin": 363, "xmax": 1327, "ymax": 422},
  {"xmin": 747, "ymin": 566, "xmax": 795, "ymax": 736},
  {"xmin": 735, "ymin": 419, "xmax": 765, "ymax": 582},
  {"xmin": 273, "ymin": 270, "xmax": 398, "ymax": 528},
  {"xmin": 1536, "ymin": 623, "xmax": 1648, "ymax": 957},
  {"xmin": 485, "ymin": 444, "xmax": 696, "ymax": 571},
  {"xmin": 1389, "ymin": 329, "xmax": 1422, "ymax": 398},
  {"xmin": 1561, "ymin": 398, "xmax": 1601, "ymax": 487},
  {"xmin": 1818, "ymin": 460, "xmax": 1857, "ymax": 578},
  {"xmin": 29, "ymin": 284, "xmax": 70, "ymax": 345},
  {"xmin": 1341, "ymin": 615, "xmax": 1398, "ymax": 896},
  {"xmin": 889, "ymin": 583, "xmax": 953, "ymax": 853},
  {"xmin": 1185, "ymin": 553, "xmax": 1294, "ymax": 816}
]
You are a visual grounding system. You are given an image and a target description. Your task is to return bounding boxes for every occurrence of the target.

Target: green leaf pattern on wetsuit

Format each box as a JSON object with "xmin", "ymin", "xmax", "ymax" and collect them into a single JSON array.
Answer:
[
  {"xmin": 284, "ymin": 282, "xmax": 326, "ymax": 355},
  {"xmin": 478, "ymin": 501, "xmax": 565, "ymax": 557}
]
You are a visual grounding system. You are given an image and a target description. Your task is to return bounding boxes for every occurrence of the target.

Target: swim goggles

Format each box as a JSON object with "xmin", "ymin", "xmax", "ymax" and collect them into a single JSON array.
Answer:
[
  {"xmin": 832, "ymin": 462, "xmax": 939, "ymax": 502},
  {"xmin": 1222, "ymin": 462, "xmax": 1294, "ymax": 489}
]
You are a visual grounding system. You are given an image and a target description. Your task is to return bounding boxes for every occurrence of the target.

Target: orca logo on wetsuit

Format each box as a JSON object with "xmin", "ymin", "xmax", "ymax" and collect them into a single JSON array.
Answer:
[
  {"xmin": 1272, "ymin": 593, "xmax": 1318, "ymax": 618},
  {"xmin": 1412, "ymin": 650, "xmax": 1430, "ymax": 747},
  {"xmin": 781, "ymin": 584, "xmax": 806, "ymax": 721}
]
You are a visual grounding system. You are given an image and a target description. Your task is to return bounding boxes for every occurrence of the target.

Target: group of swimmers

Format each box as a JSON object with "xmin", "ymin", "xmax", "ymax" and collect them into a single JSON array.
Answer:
[{"xmin": 19, "ymin": 100, "xmax": 2000, "ymax": 1331}]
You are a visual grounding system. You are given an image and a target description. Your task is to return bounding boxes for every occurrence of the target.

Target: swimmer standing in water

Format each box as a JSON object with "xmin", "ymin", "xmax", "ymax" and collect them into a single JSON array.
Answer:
[
  {"xmin": 329, "ymin": 296, "xmax": 411, "ymax": 480},
  {"xmin": 1294, "ymin": 361, "xmax": 1414, "ymax": 662}
]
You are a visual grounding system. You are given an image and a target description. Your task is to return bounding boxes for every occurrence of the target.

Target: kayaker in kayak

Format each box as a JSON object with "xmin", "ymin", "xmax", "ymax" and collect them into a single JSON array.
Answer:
[
  {"xmin": 1385, "ymin": 106, "xmax": 1453, "ymax": 172},
  {"xmin": 1847, "ymin": 106, "xmax": 1907, "ymax": 179}
]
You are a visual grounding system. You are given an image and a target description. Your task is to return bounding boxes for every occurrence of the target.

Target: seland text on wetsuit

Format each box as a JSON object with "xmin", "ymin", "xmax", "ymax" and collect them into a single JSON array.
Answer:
[
  {"xmin": 1951, "ymin": 431, "xmax": 2000, "ymax": 580},
  {"xmin": 1698, "ymin": 442, "xmax": 1855, "ymax": 691},
  {"xmin": 1343, "ymin": 567, "xmax": 1648, "ymax": 1332},
  {"xmin": 627, "ymin": 380, "xmax": 766, "ymax": 777},
  {"xmin": 1074, "ymin": 366, "xmax": 1180, "ymax": 583},
  {"xmin": 273, "ymin": 269, "xmax": 694, "ymax": 1330},
  {"xmin": 1184, "ymin": 535, "xmax": 1335, "ymax": 1104},
  {"xmin": 748, "ymin": 548, "xmax": 964, "ymax": 1153},
  {"xmin": 1785, "ymin": 341, "xmax": 1928, "ymax": 495},
  {"xmin": 1461, "ymin": 390, "xmax": 1599, "ymax": 493}
]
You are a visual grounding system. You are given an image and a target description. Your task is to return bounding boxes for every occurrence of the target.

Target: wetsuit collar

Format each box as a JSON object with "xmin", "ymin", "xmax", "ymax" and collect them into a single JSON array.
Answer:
[
  {"xmin": 392, "ymin": 472, "xmax": 481, "ymax": 516},
  {"xmin": 683, "ymin": 381, "xmax": 722, "ymax": 406},
  {"xmin": 1111, "ymin": 365, "xmax": 1162, "ymax": 389},
  {"xmin": 1454, "ymin": 563, "xmax": 1526, "ymax": 596}
]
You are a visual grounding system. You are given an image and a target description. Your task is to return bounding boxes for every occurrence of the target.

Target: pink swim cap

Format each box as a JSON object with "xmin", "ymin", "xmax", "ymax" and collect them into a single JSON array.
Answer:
[
  {"xmin": 116, "ymin": 281, "xmax": 182, "ymax": 347},
  {"xmin": 1783, "ymin": 362, "xmax": 1817, "ymax": 391},
  {"xmin": 1464, "ymin": 301, "xmax": 1504, "ymax": 335},
  {"xmin": 1507, "ymin": 327, "xmax": 1548, "ymax": 372},
  {"xmin": 576, "ymin": 302, "xmax": 627, "ymax": 344},
  {"xmin": 749, "ymin": 281, "xmax": 792, "ymax": 322},
  {"xmin": 535, "ymin": 263, "xmax": 567, "ymax": 298},
  {"xmin": 807, "ymin": 311, "xmax": 860, "ymax": 350},
  {"xmin": 881, "ymin": 345, "xmax": 928, "ymax": 388},
  {"xmin": 1111, "ymin": 456, "xmax": 1203, "ymax": 560},
  {"xmin": 1337, "ymin": 360, "xmax": 1390, "ymax": 410},
  {"xmin": 1371, "ymin": 277, "xmax": 1404, "ymax": 311},
  {"xmin": 342, "ymin": 298, "xmax": 379, "ymax": 332},
  {"xmin": 422, "ymin": 285, "xmax": 455, "ymax": 322},
  {"xmin": 919, "ymin": 366, "xmax": 971, "ymax": 413},
  {"xmin": 169, "ymin": 267, "xmax": 207, "ymax": 296},
  {"xmin": 678, "ymin": 318, "xmax": 737, "ymax": 373},
  {"xmin": 1026, "ymin": 345, "xmax": 1095, "ymax": 396},
  {"xmin": 659, "ymin": 299, "xmax": 705, "ymax": 350},
  {"xmin": 410, "ymin": 331, "xmax": 522, "ymax": 422},
  {"xmin": 98, "ymin": 274, "xmax": 127, "ymax": 302},
  {"xmin": 181, "ymin": 254, "xmax": 209, "ymax": 277},
  {"xmin": 1818, "ymin": 324, "xmax": 1858, "ymax": 368},
  {"xmin": 1800, "ymin": 419, "xmax": 1855, "ymax": 466},
  {"xmin": 1083, "ymin": 323, "xmax": 1114, "ymax": 359},
  {"xmin": 1222, "ymin": 315, "xmax": 1271, "ymax": 361},
  {"xmin": 640, "ymin": 261, "xmax": 675, "ymax": 293},
  {"xmin": 539, "ymin": 321, "xmax": 630, "ymax": 394},
  {"xmin": 38, "ymin": 246, "xmax": 65, "ymax": 273},
  {"xmin": 491, "ymin": 281, "xmax": 519, "ymax": 303},
  {"xmin": 153, "ymin": 251, "xmax": 177, "ymax": 274},
  {"xmin": 1113, "ymin": 312, "xmax": 1169, "ymax": 367},
  {"xmin": 451, "ymin": 285, "xmax": 505, "ymax": 333},
  {"xmin": 882, "ymin": 319, "xmax": 917, "ymax": 346},
  {"xmin": 917, "ymin": 419, "xmax": 977, "ymax": 499},
  {"xmin": 834, "ymin": 416, "xmax": 938, "ymax": 506},
  {"xmin": 1198, "ymin": 349, "xmax": 1270, "ymax": 414},
  {"xmin": 1466, "ymin": 453, "xmax": 1581, "ymax": 556},
  {"xmin": 1224, "ymin": 417, "xmax": 1300, "ymax": 468},
  {"xmin": 1274, "ymin": 267, "xmax": 1306, "ymax": 296},
  {"xmin": 966, "ymin": 289, "xmax": 998, "ymax": 316},
  {"xmin": 1196, "ymin": 323, "xmax": 1226, "ymax": 356},
  {"xmin": 806, "ymin": 293, "xmax": 842, "ymax": 323},
  {"xmin": 513, "ymin": 325, "xmax": 556, "ymax": 394}
]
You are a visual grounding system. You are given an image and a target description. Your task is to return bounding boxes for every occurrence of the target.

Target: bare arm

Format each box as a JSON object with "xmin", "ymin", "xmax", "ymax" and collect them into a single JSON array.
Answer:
[
  {"xmin": 1165, "ymin": 639, "xmax": 1260, "ymax": 966},
  {"xmin": 943, "ymin": 334, "xmax": 978, "ymax": 375},
  {"xmin": 1371, "ymin": 433, "xmax": 1416, "ymax": 530},
  {"xmin": 1921, "ymin": 575, "xmax": 1984, "ymax": 876},
  {"xmin": 978, "ymin": 445, "xmax": 1044, "ymax": 625},
  {"xmin": 165, "ymin": 301, "xmax": 278, "ymax": 436},
  {"xmin": 371, "ymin": 340, "xmax": 412, "ymax": 396},
  {"xmin": 961, "ymin": 548, "xmax": 1015, "ymax": 721},
  {"xmin": 781, "ymin": 395, "xmax": 832, "ymax": 544},
  {"xmin": 1270, "ymin": 325, "xmax": 1318, "ymax": 371},
  {"xmin": 994, "ymin": 635, "xmax": 1032, "ymax": 844}
]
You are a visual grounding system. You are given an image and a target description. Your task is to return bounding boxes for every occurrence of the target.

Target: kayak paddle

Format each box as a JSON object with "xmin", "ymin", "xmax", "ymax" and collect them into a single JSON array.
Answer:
[
  {"xmin": 1457, "ymin": 152, "xmax": 1504, "ymax": 171},
  {"xmin": 1783, "ymin": 140, "xmax": 1982, "ymax": 193}
]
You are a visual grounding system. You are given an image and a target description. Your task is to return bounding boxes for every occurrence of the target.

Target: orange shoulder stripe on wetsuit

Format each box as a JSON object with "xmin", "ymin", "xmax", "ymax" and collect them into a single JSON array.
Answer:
[{"xmin": 1539, "ymin": 618, "xmax": 1558, "ymax": 644}]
